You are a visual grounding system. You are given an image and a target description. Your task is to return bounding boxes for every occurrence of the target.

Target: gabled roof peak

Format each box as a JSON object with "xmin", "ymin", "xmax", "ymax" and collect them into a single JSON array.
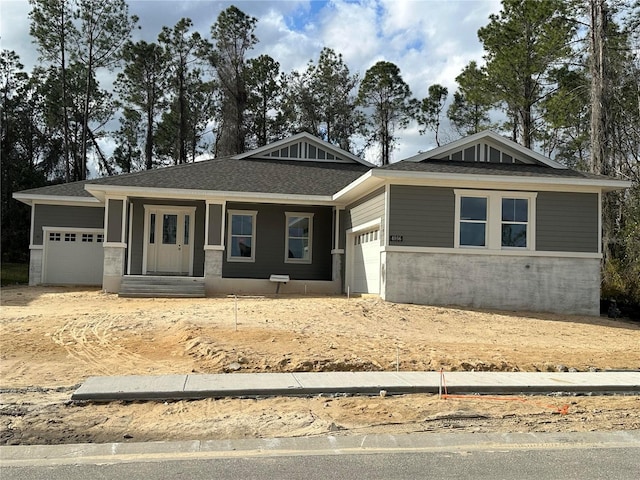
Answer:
[
  {"xmin": 232, "ymin": 132, "xmax": 374, "ymax": 167},
  {"xmin": 404, "ymin": 130, "xmax": 567, "ymax": 169}
]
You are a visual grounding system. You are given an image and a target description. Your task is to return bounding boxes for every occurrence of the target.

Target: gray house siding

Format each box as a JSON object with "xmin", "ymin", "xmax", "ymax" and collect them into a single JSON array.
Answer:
[
  {"xmin": 207, "ymin": 204, "xmax": 223, "ymax": 246},
  {"xmin": 344, "ymin": 187, "xmax": 385, "ymax": 231},
  {"xmin": 388, "ymin": 185, "xmax": 455, "ymax": 248},
  {"xmin": 129, "ymin": 199, "xmax": 206, "ymax": 276},
  {"xmin": 106, "ymin": 199, "xmax": 123, "ymax": 243},
  {"xmin": 32, "ymin": 204, "xmax": 104, "ymax": 245},
  {"xmin": 222, "ymin": 202, "xmax": 333, "ymax": 280},
  {"xmin": 536, "ymin": 192, "xmax": 599, "ymax": 253}
]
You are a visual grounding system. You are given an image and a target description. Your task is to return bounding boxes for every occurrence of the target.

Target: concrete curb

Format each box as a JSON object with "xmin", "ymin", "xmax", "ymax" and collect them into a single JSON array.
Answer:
[
  {"xmin": 71, "ymin": 371, "xmax": 640, "ymax": 401},
  {"xmin": 2, "ymin": 431, "xmax": 640, "ymax": 467}
]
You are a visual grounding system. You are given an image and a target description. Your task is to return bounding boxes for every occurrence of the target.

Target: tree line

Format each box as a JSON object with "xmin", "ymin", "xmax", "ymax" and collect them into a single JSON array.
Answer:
[{"xmin": 1, "ymin": 0, "xmax": 638, "ymax": 309}]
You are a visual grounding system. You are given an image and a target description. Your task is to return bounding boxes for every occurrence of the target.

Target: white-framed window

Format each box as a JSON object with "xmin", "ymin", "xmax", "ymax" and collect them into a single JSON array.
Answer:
[
  {"xmin": 49, "ymin": 232, "xmax": 61, "ymax": 242},
  {"xmin": 227, "ymin": 210, "xmax": 257, "ymax": 262},
  {"xmin": 455, "ymin": 190, "xmax": 536, "ymax": 251},
  {"xmin": 82, "ymin": 233, "xmax": 94, "ymax": 242},
  {"xmin": 64, "ymin": 233, "xmax": 76, "ymax": 242},
  {"xmin": 97, "ymin": 234, "xmax": 104, "ymax": 243},
  {"xmin": 285, "ymin": 212, "xmax": 313, "ymax": 264}
]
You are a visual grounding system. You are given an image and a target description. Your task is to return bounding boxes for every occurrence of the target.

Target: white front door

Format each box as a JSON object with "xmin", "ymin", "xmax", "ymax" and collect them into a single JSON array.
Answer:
[{"xmin": 144, "ymin": 206, "xmax": 195, "ymax": 275}]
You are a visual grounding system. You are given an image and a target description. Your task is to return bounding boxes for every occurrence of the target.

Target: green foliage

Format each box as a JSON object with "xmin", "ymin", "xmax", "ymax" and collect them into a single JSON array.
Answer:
[
  {"xmin": 447, "ymin": 61, "xmax": 494, "ymax": 136},
  {"xmin": 416, "ymin": 84, "xmax": 448, "ymax": 146},
  {"xmin": 210, "ymin": 5, "xmax": 258, "ymax": 156},
  {"xmin": 477, "ymin": 0, "xmax": 575, "ymax": 147},
  {"xmin": 245, "ymin": 54, "xmax": 284, "ymax": 148},
  {"xmin": 283, "ymin": 48, "xmax": 361, "ymax": 152},
  {"xmin": 0, "ymin": 263, "xmax": 29, "ymax": 286},
  {"xmin": 357, "ymin": 61, "xmax": 415, "ymax": 165}
]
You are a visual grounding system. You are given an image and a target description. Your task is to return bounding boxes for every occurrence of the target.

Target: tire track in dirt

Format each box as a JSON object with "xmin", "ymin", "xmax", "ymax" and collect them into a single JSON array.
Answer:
[{"xmin": 50, "ymin": 316, "xmax": 157, "ymax": 375}]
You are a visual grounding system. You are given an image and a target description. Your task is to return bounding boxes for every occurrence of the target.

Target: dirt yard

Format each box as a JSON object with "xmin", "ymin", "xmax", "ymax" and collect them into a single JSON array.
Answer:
[{"xmin": 1, "ymin": 286, "xmax": 639, "ymax": 446}]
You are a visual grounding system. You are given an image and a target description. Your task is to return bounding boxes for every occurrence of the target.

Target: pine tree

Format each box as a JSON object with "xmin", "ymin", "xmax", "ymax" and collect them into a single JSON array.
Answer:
[{"xmin": 357, "ymin": 61, "xmax": 415, "ymax": 165}]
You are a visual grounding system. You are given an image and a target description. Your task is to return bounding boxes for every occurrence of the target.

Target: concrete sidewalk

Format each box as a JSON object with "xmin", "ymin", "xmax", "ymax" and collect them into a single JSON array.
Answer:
[{"xmin": 71, "ymin": 371, "xmax": 640, "ymax": 401}]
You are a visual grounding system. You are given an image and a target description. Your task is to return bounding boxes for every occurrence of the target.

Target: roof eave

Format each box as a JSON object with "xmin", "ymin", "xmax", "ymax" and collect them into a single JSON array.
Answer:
[
  {"xmin": 12, "ymin": 192, "xmax": 102, "ymax": 207},
  {"xmin": 373, "ymin": 169, "xmax": 632, "ymax": 191},
  {"xmin": 84, "ymin": 184, "xmax": 337, "ymax": 205}
]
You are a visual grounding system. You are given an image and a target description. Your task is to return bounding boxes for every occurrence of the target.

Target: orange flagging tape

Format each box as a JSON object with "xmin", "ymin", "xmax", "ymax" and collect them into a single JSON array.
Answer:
[{"xmin": 439, "ymin": 370, "xmax": 570, "ymax": 415}]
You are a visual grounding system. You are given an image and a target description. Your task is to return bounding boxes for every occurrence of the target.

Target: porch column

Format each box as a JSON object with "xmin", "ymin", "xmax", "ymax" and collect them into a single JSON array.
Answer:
[
  {"xmin": 331, "ymin": 207, "xmax": 345, "ymax": 290},
  {"xmin": 204, "ymin": 201, "xmax": 225, "ymax": 294},
  {"xmin": 103, "ymin": 196, "xmax": 128, "ymax": 293}
]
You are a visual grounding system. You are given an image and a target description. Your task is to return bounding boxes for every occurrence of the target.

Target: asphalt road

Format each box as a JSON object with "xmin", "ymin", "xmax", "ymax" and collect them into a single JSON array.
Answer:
[{"xmin": 2, "ymin": 432, "xmax": 639, "ymax": 480}]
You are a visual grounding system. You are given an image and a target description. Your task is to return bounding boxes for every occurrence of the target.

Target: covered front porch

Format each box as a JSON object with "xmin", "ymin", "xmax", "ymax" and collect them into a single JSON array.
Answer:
[{"xmin": 99, "ymin": 193, "xmax": 345, "ymax": 297}]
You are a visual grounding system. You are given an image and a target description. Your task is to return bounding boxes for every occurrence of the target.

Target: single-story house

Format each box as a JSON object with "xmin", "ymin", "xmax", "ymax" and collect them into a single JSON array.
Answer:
[{"xmin": 14, "ymin": 131, "xmax": 630, "ymax": 315}]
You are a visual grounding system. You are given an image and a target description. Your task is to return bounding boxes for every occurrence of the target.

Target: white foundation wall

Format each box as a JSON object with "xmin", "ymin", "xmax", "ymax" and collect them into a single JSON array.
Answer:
[
  {"xmin": 28, "ymin": 248, "xmax": 43, "ymax": 286},
  {"xmin": 102, "ymin": 246, "xmax": 126, "ymax": 293},
  {"xmin": 382, "ymin": 252, "xmax": 601, "ymax": 316}
]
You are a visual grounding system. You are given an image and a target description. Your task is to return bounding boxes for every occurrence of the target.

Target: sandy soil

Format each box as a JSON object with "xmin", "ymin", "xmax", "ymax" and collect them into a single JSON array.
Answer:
[{"xmin": 1, "ymin": 286, "xmax": 639, "ymax": 446}]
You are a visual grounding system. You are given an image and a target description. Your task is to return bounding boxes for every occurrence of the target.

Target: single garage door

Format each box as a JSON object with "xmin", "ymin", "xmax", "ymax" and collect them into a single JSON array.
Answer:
[
  {"xmin": 43, "ymin": 229, "xmax": 104, "ymax": 285},
  {"xmin": 350, "ymin": 228, "xmax": 381, "ymax": 294}
]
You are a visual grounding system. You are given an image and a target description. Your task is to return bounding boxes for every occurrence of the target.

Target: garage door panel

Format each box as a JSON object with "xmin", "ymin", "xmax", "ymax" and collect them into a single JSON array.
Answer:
[
  {"xmin": 351, "ymin": 228, "xmax": 380, "ymax": 294},
  {"xmin": 44, "ymin": 230, "xmax": 104, "ymax": 285}
]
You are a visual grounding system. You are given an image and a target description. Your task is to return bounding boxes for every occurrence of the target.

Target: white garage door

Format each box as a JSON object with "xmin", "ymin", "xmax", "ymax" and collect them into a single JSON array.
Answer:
[
  {"xmin": 43, "ymin": 229, "xmax": 104, "ymax": 285},
  {"xmin": 351, "ymin": 228, "xmax": 381, "ymax": 294}
]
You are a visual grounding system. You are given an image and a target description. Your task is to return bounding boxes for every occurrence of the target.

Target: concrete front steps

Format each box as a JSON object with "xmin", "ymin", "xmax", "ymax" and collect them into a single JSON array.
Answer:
[{"xmin": 119, "ymin": 275, "xmax": 205, "ymax": 298}]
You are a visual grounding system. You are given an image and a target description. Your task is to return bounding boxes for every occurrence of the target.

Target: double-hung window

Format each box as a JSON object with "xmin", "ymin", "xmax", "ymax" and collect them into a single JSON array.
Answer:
[
  {"xmin": 459, "ymin": 196, "xmax": 488, "ymax": 247},
  {"xmin": 455, "ymin": 190, "xmax": 535, "ymax": 251},
  {"xmin": 501, "ymin": 198, "xmax": 529, "ymax": 248},
  {"xmin": 285, "ymin": 212, "xmax": 313, "ymax": 263},
  {"xmin": 227, "ymin": 210, "xmax": 257, "ymax": 262}
]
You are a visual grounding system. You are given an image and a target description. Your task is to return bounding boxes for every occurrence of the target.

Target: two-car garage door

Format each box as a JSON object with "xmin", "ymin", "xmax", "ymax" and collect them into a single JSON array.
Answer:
[
  {"xmin": 350, "ymin": 228, "xmax": 381, "ymax": 294},
  {"xmin": 43, "ymin": 229, "xmax": 104, "ymax": 285}
]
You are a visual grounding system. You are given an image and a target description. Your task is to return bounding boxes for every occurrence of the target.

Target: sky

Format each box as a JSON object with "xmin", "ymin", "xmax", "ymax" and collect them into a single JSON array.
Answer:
[{"xmin": 0, "ymin": 0, "xmax": 503, "ymax": 169}]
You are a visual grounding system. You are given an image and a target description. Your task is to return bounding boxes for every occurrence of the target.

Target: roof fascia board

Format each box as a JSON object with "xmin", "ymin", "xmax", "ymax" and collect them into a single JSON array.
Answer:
[
  {"xmin": 12, "ymin": 192, "xmax": 103, "ymax": 207},
  {"xmin": 403, "ymin": 130, "xmax": 566, "ymax": 169},
  {"xmin": 233, "ymin": 132, "xmax": 374, "ymax": 167},
  {"xmin": 372, "ymin": 169, "xmax": 632, "ymax": 192},
  {"xmin": 332, "ymin": 170, "xmax": 386, "ymax": 204},
  {"xmin": 85, "ymin": 184, "xmax": 336, "ymax": 205}
]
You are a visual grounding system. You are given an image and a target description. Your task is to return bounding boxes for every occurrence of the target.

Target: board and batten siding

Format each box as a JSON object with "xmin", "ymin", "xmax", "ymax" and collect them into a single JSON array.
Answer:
[
  {"xmin": 344, "ymin": 187, "xmax": 385, "ymax": 233},
  {"xmin": 536, "ymin": 192, "xmax": 599, "ymax": 253},
  {"xmin": 32, "ymin": 204, "xmax": 104, "ymax": 245},
  {"xmin": 388, "ymin": 185, "xmax": 455, "ymax": 248},
  {"xmin": 222, "ymin": 203, "xmax": 333, "ymax": 281}
]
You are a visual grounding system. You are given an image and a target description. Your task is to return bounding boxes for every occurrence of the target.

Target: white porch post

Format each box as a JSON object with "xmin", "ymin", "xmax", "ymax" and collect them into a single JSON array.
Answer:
[
  {"xmin": 204, "ymin": 200, "xmax": 225, "ymax": 295},
  {"xmin": 331, "ymin": 207, "xmax": 344, "ymax": 289}
]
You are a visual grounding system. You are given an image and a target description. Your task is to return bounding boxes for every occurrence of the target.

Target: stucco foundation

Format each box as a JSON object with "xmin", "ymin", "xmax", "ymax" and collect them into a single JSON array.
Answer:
[
  {"xmin": 204, "ymin": 249, "xmax": 224, "ymax": 295},
  {"xmin": 102, "ymin": 246, "xmax": 126, "ymax": 293},
  {"xmin": 28, "ymin": 247, "xmax": 43, "ymax": 286},
  {"xmin": 383, "ymin": 252, "xmax": 601, "ymax": 316}
]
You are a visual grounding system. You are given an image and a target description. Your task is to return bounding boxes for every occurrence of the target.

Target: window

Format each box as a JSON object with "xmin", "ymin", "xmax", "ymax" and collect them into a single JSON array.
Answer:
[
  {"xmin": 227, "ymin": 210, "xmax": 257, "ymax": 262},
  {"xmin": 285, "ymin": 213, "xmax": 313, "ymax": 263},
  {"xmin": 455, "ymin": 190, "xmax": 536, "ymax": 251},
  {"xmin": 64, "ymin": 233, "xmax": 76, "ymax": 242},
  {"xmin": 82, "ymin": 233, "xmax": 93, "ymax": 242},
  {"xmin": 501, "ymin": 198, "xmax": 528, "ymax": 248},
  {"xmin": 49, "ymin": 232, "xmax": 61, "ymax": 242},
  {"xmin": 97, "ymin": 234, "xmax": 104, "ymax": 243},
  {"xmin": 459, "ymin": 196, "xmax": 487, "ymax": 247}
]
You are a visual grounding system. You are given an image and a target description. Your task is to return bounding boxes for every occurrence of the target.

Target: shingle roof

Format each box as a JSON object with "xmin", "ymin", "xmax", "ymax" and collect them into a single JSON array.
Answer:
[
  {"xmin": 18, "ymin": 158, "xmax": 371, "ymax": 198},
  {"xmin": 380, "ymin": 159, "xmax": 605, "ymax": 180}
]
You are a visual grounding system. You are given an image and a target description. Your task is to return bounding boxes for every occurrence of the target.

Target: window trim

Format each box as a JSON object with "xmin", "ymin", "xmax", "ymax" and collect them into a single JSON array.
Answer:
[
  {"xmin": 284, "ymin": 212, "xmax": 314, "ymax": 264},
  {"xmin": 227, "ymin": 210, "xmax": 257, "ymax": 263},
  {"xmin": 454, "ymin": 190, "xmax": 537, "ymax": 251}
]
